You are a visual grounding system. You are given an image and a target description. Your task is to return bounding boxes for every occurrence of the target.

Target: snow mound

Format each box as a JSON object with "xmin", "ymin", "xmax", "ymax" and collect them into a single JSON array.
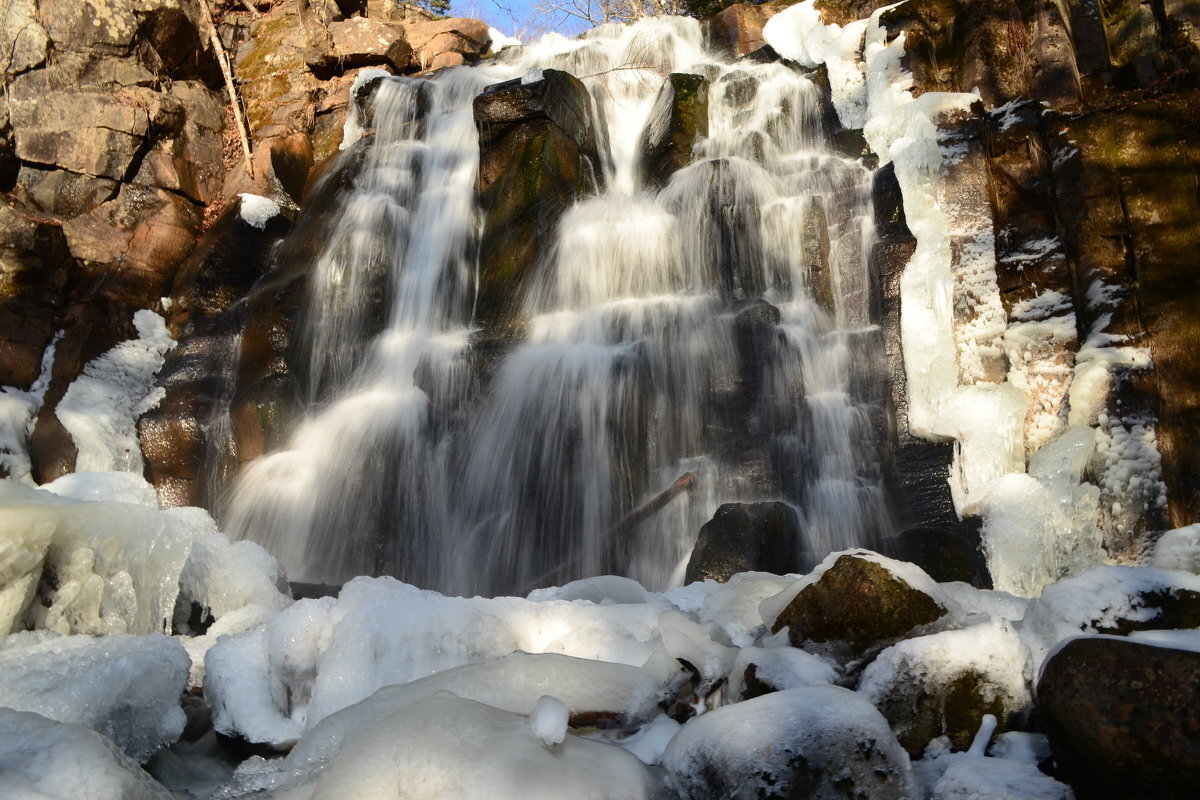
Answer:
[
  {"xmin": 1020, "ymin": 564, "xmax": 1200, "ymax": 667},
  {"xmin": 930, "ymin": 754, "xmax": 1072, "ymax": 799},
  {"xmin": 223, "ymin": 693, "xmax": 664, "ymax": 799},
  {"xmin": 0, "ymin": 633, "xmax": 188, "ymax": 761}
]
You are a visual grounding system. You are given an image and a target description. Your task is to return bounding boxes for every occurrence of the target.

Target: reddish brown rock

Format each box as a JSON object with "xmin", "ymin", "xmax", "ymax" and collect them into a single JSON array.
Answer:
[
  {"xmin": 403, "ymin": 17, "xmax": 490, "ymax": 71},
  {"xmin": 706, "ymin": 2, "xmax": 789, "ymax": 58},
  {"xmin": 1038, "ymin": 637, "xmax": 1200, "ymax": 800},
  {"xmin": 328, "ymin": 16, "xmax": 412, "ymax": 72}
]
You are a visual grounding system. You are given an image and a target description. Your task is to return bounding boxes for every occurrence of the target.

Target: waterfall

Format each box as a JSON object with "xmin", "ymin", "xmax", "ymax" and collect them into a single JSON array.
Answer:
[{"xmin": 224, "ymin": 17, "xmax": 892, "ymax": 595}]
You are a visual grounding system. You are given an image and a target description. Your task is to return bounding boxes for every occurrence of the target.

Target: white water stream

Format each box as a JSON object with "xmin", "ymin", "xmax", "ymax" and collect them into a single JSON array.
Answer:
[{"xmin": 224, "ymin": 17, "xmax": 890, "ymax": 594}]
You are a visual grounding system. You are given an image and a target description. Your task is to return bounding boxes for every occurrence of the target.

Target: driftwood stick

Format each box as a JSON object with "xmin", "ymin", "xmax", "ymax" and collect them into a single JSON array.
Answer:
[
  {"xmin": 517, "ymin": 471, "xmax": 698, "ymax": 595},
  {"xmin": 199, "ymin": 0, "xmax": 255, "ymax": 179},
  {"xmin": 608, "ymin": 471, "xmax": 696, "ymax": 537}
]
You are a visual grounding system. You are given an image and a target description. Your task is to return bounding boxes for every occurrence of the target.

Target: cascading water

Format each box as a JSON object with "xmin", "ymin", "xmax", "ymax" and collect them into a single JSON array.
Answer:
[{"xmin": 224, "ymin": 17, "xmax": 893, "ymax": 595}]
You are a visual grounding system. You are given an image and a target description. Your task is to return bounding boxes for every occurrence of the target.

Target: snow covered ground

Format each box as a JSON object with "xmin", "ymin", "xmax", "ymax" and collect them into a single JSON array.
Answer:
[{"xmin": 1, "ymin": 471, "xmax": 1198, "ymax": 798}]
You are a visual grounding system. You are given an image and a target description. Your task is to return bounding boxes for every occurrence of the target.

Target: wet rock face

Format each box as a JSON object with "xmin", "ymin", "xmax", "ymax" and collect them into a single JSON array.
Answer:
[
  {"xmin": 140, "ymin": 196, "xmax": 293, "ymax": 508},
  {"xmin": 1037, "ymin": 637, "xmax": 1200, "ymax": 800},
  {"xmin": 638, "ymin": 73, "xmax": 709, "ymax": 191},
  {"xmin": 770, "ymin": 553, "xmax": 946, "ymax": 660},
  {"xmin": 684, "ymin": 501, "xmax": 799, "ymax": 583},
  {"xmin": 473, "ymin": 69, "xmax": 605, "ymax": 330}
]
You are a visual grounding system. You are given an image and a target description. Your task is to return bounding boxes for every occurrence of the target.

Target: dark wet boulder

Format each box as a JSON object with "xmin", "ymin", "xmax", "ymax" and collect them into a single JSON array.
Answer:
[
  {"xmin": 472, "ymin": 69, "xmax": 604, "ymax": 329},
  {"xmin": 638, "ymin": 73, "xmax": 709, "ymax": 191},
  {"xmin": 1037, "ymin": 636, "xmax": 1200, "ymax": 800},
  {"xmin": 685, "ymin": 501, "xmax": 799, "ymax": 583},
  {"xmin": 769, "ymin": 551, "xmax": 947, "ymax": 662}
]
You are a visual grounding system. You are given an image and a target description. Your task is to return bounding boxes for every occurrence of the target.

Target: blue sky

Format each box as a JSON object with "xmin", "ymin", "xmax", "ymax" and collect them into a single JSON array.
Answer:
[{"xmin": 451, "ymin": 0, "xmax": 596, "ymax": 38}]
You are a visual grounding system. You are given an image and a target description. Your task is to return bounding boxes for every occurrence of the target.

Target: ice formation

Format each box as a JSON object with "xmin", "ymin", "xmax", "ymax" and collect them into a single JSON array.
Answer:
[
  {"xmin": 762, "ymin": 0, "xmax": 1167, "ymax": 592},
  {"xmin": 55, "ymin": 310, "xmax": 175, "ymax": 474},
  {"xmin": 0, "ymin": 331, "xmax": 59, "ymax": 484},
  {"xmin": 0, "ymin": 477, "xmax": 288, "ymax": 641}
]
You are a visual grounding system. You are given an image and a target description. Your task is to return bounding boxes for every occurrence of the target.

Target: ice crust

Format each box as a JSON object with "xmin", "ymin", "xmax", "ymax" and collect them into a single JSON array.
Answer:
[
  {"xmin": 858, "ymin": 618, "xmax": 1033, "ymax": 720},
  {"xmin": 203, "ymin": 578, "xmax": 695, "ymax": 745},
  {"xmin": 0, "ymin": 633, "xmax": 189, "ymax": 761}
]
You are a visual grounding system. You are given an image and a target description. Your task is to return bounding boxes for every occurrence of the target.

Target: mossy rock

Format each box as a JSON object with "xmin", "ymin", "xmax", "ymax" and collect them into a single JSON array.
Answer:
[
  {"xmin": 638, "ymin": 73, "xmax": 709, "ymax": 191},
  {"xmin": 771, "ymin": 553, "xmax": 946, "ymax": 659}
]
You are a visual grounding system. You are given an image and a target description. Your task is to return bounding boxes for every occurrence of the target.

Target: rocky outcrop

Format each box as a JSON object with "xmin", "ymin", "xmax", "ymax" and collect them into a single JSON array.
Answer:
[
  {"xmin": 770, "ymin": 552, "xmax": 947, "ymax": 662},
  {"xmin": 1037, "ymin": 637, "xmax": 1200, "ymax": 800},
  {"xmin": 472, "ymin": 69, "xmax": 605, "ymax": 330},
  {"xmin": 0, "ymin": 0, "xmax": 237, "ymax": 481},
  {"xmin": 684, "ymin": 501, "xmax": 800, "ymax": 583}
]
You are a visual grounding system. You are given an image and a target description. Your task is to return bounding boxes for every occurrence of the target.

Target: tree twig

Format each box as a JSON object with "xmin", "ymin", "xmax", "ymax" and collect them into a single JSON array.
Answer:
[{"xmin": 199, "ymin": 0, "xmax": 254, "ymax": 179}]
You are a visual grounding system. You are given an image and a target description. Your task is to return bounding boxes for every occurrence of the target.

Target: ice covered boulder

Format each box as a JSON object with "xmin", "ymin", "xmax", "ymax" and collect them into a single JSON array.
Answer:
[
  {"xmin": 666, "ymin": 570, "xmax": 795, "ymax": 648},
  {"xmin": 764, "ymin": 550, "xmax": 949, "ymax": 663},
  {"xmin": 1019, "ymin": 564, "xmax": 1200, "ymax": 666},
  {"xmin": 223, "ymin": 693, "xmax": 665, "ymax": 799},
  {"xmin": 1037, "ymin": 635, "xmax": 1200, "ymax": 800},
  {"xmin": 662, "ymin": 685, "xmax": 915, "ymax": 799},
  {"xmin": 203, "ymin": 576, "xmax": 682, "ymax": 744},
  {"xmin": 927, "ymin": 754, "xmax": 1072, "ymax": 800},
  {"xmin": 0, "ymin": 708, "xmax": 174, "ymax": 800},
  {"xmin": 0, "ymin": 632, "xmax": 188, "ymax": 761},
  {"xmin": 858, "ymin": 618, "xmax": 1033, "ymax": 755},
  {"xmin": 726, "ymin": 644, "xmax": 838, "ymax": 701}
]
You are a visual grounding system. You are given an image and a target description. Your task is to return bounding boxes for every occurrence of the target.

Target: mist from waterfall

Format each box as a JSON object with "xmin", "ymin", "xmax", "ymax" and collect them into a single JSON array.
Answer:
[{"xmin": 223, "ymin": 17, "xmax": 892, "ymax": 595}]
